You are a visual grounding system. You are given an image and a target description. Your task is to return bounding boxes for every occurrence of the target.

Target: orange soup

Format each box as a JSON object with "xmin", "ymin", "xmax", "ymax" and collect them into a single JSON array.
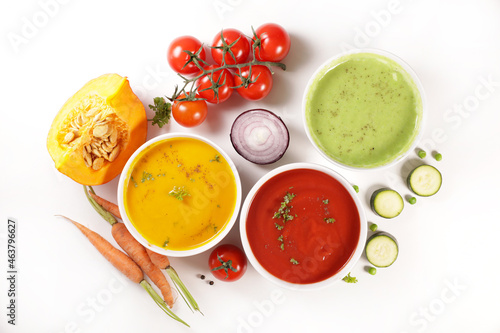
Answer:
[{"xmin": 123, "ymin": 137, "xmax": 238, "ymax": 251}]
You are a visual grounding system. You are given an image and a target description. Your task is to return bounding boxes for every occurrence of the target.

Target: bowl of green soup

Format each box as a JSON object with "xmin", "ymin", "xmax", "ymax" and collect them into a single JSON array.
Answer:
[{"xmin": 303, "ymin": 49, "xmax": 426, "ymax": 170}]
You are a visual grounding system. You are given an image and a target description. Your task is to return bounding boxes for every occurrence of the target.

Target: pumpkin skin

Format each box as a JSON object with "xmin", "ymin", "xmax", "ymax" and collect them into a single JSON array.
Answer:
[{"xmin": 47, "ymin": 74, "xmax": 147, "ymax": 185}]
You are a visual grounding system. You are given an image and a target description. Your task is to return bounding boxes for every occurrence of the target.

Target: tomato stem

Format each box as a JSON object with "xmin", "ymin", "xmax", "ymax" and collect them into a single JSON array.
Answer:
[
  {"xmin": 211, "ymin": 254, "xmax": 238, "ymax": 280},
  {"xmin": 151, "ymin": 26, "xmax": 287, "ymax": 126}
]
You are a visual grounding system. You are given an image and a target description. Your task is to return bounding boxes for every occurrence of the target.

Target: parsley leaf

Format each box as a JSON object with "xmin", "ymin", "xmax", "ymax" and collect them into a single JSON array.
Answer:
[
  {"xmin": 324, "ymin": 217, "xmax": 336, "ymax": 224},
  {"xmin": 169, "ymin": 186, "xmax": 190, "ymax": 200},
  {"xmin": 148, "ymin": 97, "xmax": 172, "ymax": 128},
  {"xmin": 210, "ymin": 155, "xmax": 221, "ymax": 163},
  {"xmin": 342, "ymin": 273, "xmax": 358, "ymax": 283}
]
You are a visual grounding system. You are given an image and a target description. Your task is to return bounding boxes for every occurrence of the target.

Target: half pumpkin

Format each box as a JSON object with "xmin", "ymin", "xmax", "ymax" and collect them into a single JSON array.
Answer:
[{"xmin": 47, "ymin": 74, "xmax": 147, "ymax": 185}]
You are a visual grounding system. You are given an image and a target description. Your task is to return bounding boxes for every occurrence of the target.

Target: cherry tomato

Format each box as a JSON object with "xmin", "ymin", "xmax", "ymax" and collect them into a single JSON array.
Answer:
[
  {"xmin": 252, "ymin": 23, "xmax": 291, "ymax": 62},
  {"xmin": 196, "ymin": 65, "xmax": 235, "ymax": 104},
  {"xmin": 167, "ymin": 36, "xmax": 206, "ymax": 75},
  {"xmin": 211, "ymin": 29, "xmax": 250, "ymax": 65},
  {"xmin": 209, "ymin": 244, "xmax": 247, "ymax": 282},
  {"xmin": 234, "ymin": 65, "xmax": 273, "ymax": 101},
  {"xmin": 172, "ymin": 94, "xmax": 207, "ymax": 127}
]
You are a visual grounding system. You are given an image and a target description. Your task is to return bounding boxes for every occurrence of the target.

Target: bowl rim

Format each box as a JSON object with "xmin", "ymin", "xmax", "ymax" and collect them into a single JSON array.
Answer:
[
  {"xmin": 239, "ymin": 162, "xmax": 367, "ymax": 291},
  {"xmin": 302, "ymin": 48, "xmax": 427, "ymax": 171},
  {"xmin": 117, "ymin": 132, "xmax": 242, "ymax": 257}
]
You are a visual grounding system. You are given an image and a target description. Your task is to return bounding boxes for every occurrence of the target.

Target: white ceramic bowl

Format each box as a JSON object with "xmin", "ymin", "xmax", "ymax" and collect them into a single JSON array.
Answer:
[
  {"xmin": 117, "ymin": 133, "xmax": 242, "ymax": 257},
  {"xmin": 239, "ymin": 162, "xmax": 367, "ymax": 290},
  {"xmin": 302, "ymin": 48, "xmax": 427, "ymax": 171}
]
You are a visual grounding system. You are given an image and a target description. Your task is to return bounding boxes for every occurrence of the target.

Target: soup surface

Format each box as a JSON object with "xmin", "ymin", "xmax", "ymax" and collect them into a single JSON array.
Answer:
[
  {"xmin": 124, "ymin": 137, "xmax": 237, "ymax": 251},
  {"xmin": 305, "ymin": 52, "xmax": 422, "ymax": 168},
  {"xmin": 246, "ymin": 168, "xmax": 360, "ymax": 284}
]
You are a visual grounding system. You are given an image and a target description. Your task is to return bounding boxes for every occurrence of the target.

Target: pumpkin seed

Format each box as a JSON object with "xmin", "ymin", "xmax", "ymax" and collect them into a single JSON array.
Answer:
[
  {"xmin": 109, "ymin": 128, "xmax": 118, "ymax": 144},
  {"xmin": 62, "ymin": 131, "xmax": 75, "ymax": 144},
  {"xmin": 82, "ymin": 149, "xmax": 92, "ymax": 167},
  {"xmin": 84, "ymin": 155, "xmax": 93, "ymax": 168},
  {"xmin": 98, "ymin": 146, "xmax": 109, "ymax": 159},
  {"xmin": 92, "ymin": 148, "xmax": 102, "ymax": 158},
  {"xmin": 93, "ymin": 113, "xmax": 103, "ymax": 123},
  {"xmin": 105, "ymin": 125, "xmax": 114, "ymax": 136},
  {"xmin": 102, "ymin": 142, "xmax": 114, "ymax": 153},
  {"xmin": 85, "ymin": 145, "xmax": 92, "ymax": 153},
  {"xmin": 71, "ymin": 119, "xmax": 80, "ymax": 129},
  {"xmin": 92, "ymin": 157, "xmax": 105, "ymax": 170},
  {"xmin": 109, "ymin": 146, "xmax": 120, "ymax": 162},
  {"xmin": 85, "ymin": 107, "xmax": 99, "ymax": 118},
  {"xmin": 93, "ymin": 125, "xmax": 109, "ymax": 138}
]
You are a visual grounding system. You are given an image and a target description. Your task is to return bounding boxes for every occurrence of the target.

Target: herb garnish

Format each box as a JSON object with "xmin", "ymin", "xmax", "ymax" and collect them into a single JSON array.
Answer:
[
  {"xmin": 342, "ymin": 273, "xmax": 358, "ymax": 283},
  {"xmin": 274, "ymin": 223, "xmax": 284, "ymax": 231},
  {"xmin": 169, "ymin": 186, "xmax": 190, "ymax": 200},
  {"xmin": 210, "ymin": 155, "xmax": 221, "ymax": 163},
  {"xmin": 148, "ymin": 97, "xmax": 171, "ymax": 128},
  {"xmin": 290, "ymin": 258, "xmax": 299, "ymax": 265},
  {"xmin": 324, "ymin": 217, "xmax": 335, "ymax": 224},
  {"xmin": 323, "ymin": 199, "xmax": 329, "ymax": 204},
  {"xmin": 163, "ymin": 238, "xmax": 170, "ymax": 247},
  {"xmin": 277, "ymin": 235, "xmax": 285, "ymax": 251},
  {"xmin": 141, "ymin": 171, "xmax": 154, "ymax": 183},
  {"xmin": 273, "ymin": 192, "xmax": 296, "ymax": 222},
  {"xmin": 130, "ymin": 176, "xmax": 138, "ymax": 188}
]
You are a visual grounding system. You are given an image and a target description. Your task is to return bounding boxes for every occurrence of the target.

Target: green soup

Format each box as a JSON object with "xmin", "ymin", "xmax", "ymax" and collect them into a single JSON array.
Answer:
[{"xmin": 305, "ymin": 52, "xmax": 423, "ymax": 168}]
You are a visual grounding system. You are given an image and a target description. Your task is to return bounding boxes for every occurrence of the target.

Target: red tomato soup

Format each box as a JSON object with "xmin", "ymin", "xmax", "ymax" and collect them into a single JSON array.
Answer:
[{"xmin": 246, "ymin": 169, "xmax": 360, "ymax": 284}]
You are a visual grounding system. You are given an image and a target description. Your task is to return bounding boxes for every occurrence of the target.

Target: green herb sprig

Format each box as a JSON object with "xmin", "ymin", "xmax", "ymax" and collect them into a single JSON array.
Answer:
[
  {"xmin": 169, "ymin": 186, "xmax": 190, "ymax": 200},
  {"xmin": 148, "ymin": 97, "xmax": 172, "ymax": 128},
  {"xmin": 342, "ymin": 273, "xmax": 358, "ymax": 283},
  {"xmin": 273, "ymin": 192, "xmax": 296, "ymax": 222}
]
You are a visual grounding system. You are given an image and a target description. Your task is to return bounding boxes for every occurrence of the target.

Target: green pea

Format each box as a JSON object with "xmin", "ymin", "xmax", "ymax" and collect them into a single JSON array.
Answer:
[
  {"xmin": 369, "ymin": 223, "xmax": 378, "ymax": 232},
  {"xmin": 353, "ymin": 185, "xmax": 359, "ymax": 193},
  {"xmin": 369, "ymin": 267, "xmax": 377, "ymax": 275},
  {"xmin": 409, "ymin": 197, "xmax": 417, "ymax": 205},
  {"xmin": 434, "ymin": 153, "xmax": 443, "ymax": 161},
  {"xmin": 418, "ymin": 150, "xmax": 426, "ymax": 159}
]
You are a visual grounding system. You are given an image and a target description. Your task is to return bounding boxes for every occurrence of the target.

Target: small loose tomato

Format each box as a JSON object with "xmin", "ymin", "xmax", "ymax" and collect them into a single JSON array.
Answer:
[
  {"xmin": 234, "ymin": 65, "xmax": 273, "ymax": 101},
  {"xmin": 196, "ymin": 65, "xmax": 234, "ymax": 104},
  {"xmin": 252, "ymin": 23, "xmax": 291, "ymax": 62},
  {"xmin": 209, "ymin": 244, "xmax": 247, "ymax": 282},
  {"xmin": 167, "ymin": 36, "xmax": 206, "ymax": 75},
  {"xmin": 211, "ymin": 28, "xmax": 250, "ymax": 65},
  {"xmin": 172, "ymin": 94, "xmax": 207, "ymax": 127}
]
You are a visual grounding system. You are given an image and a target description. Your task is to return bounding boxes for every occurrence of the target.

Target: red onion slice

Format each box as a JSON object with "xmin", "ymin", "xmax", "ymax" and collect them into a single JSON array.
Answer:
[{"xmin": 230, "ymin": 109, "xmax": 289, "ymax": 164}]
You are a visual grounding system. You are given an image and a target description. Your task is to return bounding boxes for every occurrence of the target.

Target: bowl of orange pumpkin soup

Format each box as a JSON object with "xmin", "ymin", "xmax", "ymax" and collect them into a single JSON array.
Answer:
[
  {"xmin": 240, "ymin": 163, "xmax": 367, "ymax": 290},
  {"xmin": 117, "ymin": 133, "xmax": 241, "ymax": 257}
]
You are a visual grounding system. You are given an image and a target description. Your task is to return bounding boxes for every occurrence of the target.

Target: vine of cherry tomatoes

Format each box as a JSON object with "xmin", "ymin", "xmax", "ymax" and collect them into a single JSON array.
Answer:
[{"xmin": 164, "ymin": 23, "xmax": 290, "ymax": 127}]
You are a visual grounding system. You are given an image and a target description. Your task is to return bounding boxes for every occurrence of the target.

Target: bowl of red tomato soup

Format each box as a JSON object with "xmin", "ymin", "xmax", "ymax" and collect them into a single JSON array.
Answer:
[{"xmin": 240, "ymin": 163, "xmax": 367, "ymax": 290}]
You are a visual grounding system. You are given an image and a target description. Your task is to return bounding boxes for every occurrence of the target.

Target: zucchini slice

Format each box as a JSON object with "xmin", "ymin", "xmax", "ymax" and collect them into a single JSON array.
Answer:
[
  {"xmin": 407, "ymin": 164, "xmax": 442, "ymax": 196},
  {"xmin": 366, "ymin": 232, "xmax": 399, "ymax": 268},
  {"xmin": 370, "ymin": 188, "xmax": 404, "ymax": 219}
]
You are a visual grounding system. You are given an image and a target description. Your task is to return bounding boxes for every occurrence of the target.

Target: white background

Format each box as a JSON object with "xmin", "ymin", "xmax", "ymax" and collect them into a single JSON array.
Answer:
[{"xmin": 1, "ymin": 0, "xmax": 500, "ymax": 332}]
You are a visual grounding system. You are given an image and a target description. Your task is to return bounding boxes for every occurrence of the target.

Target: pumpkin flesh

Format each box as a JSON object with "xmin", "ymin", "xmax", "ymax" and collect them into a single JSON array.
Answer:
[{"xmin": 47, "ymin": 74, "xmax": 147, "ymax": 185}]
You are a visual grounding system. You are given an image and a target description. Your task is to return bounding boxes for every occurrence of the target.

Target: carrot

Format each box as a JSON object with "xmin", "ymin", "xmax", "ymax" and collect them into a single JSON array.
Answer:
[
  {"xmin": 85, "ymin": 186, "xmax": 202, "ymax": 314},
  {"xmin": 112, "ymin": 222, "xmax": 175, "ymax": 308},
  {"xmin": 58, "ymin": 215, "xmax": 188, "ymax": 327},
  {"xmin": 61, "ymin": 215, "xmax": 143, "ymax": 283},
  {"xmin": 84, "ymin": 186, "xmax": 175, "ymax": 308},
  {"xmin": 89, "ymin": 191, "xmax": 121, "ymax": 219},
  {"xmin": 146, "ymin": 248, "xmax": 202, "ymax": 314},
  {"xmin": 146, "ymin": 247, "xmax": 171, "ymax": 269}
]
